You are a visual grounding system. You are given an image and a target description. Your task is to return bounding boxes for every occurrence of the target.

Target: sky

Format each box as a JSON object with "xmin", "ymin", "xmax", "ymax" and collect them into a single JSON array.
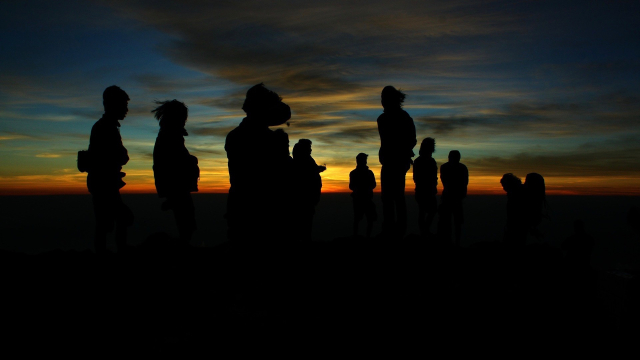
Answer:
[{"xmin": 1, "ymin": 0, "xmax": 639, "ymax": 195}]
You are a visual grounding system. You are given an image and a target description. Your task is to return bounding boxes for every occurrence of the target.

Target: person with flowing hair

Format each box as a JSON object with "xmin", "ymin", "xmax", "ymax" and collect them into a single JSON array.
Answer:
[{"xmin": 152, "ymin": 99, "xmax": 199, "ymax": 246}]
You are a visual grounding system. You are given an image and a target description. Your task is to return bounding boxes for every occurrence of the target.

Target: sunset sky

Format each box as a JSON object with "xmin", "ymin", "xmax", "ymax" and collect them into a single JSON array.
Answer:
[{"xmin": 1, "ymin": 0, "xmax": 639, "ymax": 195}]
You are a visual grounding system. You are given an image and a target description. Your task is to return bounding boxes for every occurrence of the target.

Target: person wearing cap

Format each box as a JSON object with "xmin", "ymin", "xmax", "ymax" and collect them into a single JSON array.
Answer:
[
  {"xmin": 225, "ymin": 83, "xmax": 292, "ymax": 243},
  {"xmin": 349, "ymin": 153, "xmax": 377, "ymax": 238},
  {"xmin": 413, "ymin": 137, "xmax": 438, "ymax": 238},
  {"xmin": 377, "ymin": 86, "xmax": 416, "ymax": 238},
  {"xmin": 87, "ymin": 85, "xmax": 134, "ymax": 254}
]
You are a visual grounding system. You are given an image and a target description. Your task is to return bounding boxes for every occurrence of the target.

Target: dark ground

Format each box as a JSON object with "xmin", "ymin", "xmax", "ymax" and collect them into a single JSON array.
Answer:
[
  {"xmin": 1, "ymin": 194, "xmax": 639, "ymax": 270},
  {"xmin": 1, "ymin": 194, "xmax": 639, "ymax": 351},
  {"xmin": 1, "ymin": 237, "xmax": 637, "ymax": 353}
]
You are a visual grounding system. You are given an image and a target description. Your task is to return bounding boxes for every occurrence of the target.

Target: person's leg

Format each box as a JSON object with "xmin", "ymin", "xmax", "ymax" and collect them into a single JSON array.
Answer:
[
  {"xmin": 380, "ymin": 165, "xmax": 396, "ymax": 235},
  {"xmin": 302, "ymin": 207, "xmax": 314, "ymax": 241},
  {"xmin": 394, "ymin": 163, "xmax": 409, "ymax": 238},
  {"xmin": 171, "ymin": 194, "xmax": 196, "ymax": 246},
  {"xmin": 436, "ymin": 200, "xmax": 452, "ymax": 241},
  {"xmin": 418, "ymin": 207, "xmax": 426, "ymax": 237},
  {"xmin": 424, "ymin": 195, "xmax": 437, "ymax": 237},
  {"xmin": 353, "ymin": 220, "xmax": 359, "ymax": 237},
  {"xmin": 366, "ymin": 200, "xmax": 377, "ymax": 239},
  {"xmin": 92, "ymin": 194, "xmax": 112, "ymax": 255},
  {"xmin": 395, "ymin": 177, "xmax": 407, "ymax": 238},
  {"xmin": 353, "ymin": 200, "xmax": 363, "ymax": 237},
  {"xmin": 94, "ymin": 228, "xmax": 107, "ymax": 255},
  {"xmin": 115, "ymin": 223, "xmax": 128, "ymax": 254},
  {"xmin": 114, "ymin": 192, "xmax": 133, "ymax": 254},
  {"xmin": 453, "ymin": 201, "xmax": 463, "ymax": 247}
]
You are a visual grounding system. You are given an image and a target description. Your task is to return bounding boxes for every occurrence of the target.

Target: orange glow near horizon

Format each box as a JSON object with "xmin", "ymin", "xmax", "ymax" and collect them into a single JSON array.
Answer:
[{"xmin": 2, "ymin": 172, "xmax": 638, "ymax": 196}]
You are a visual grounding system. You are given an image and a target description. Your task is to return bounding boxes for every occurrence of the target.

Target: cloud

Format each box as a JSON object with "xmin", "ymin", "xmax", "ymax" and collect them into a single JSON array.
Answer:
[
  {"xmin": 2, "ymin": 0, "xmax": 640, "ymax": 194},
  {"xmin": 101, "ymin": 0, "xmax": 524, "ymax": 97},
  {"xmin": 0, "ymin": 132, "xmax": 42, "ymax": 141},
  {"xmin": 190, "ymin": 125, "xmax": 237, "ymax": 138},
  {"xmin": 415, "ymin": 91, "xmax": 640, "ymax": 138},
  {"xmin": 35, "ymin": 153, "xmax": 62, "ymax": 158},
  {"xmin": 465, "ymin": 142, "xmax": 640, "ymax": 178}
]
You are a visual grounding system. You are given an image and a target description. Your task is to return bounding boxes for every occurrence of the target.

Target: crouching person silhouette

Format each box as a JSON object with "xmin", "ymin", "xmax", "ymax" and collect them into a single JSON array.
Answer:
[
  {"xmin": 349, "ymin": 153, "xmax": 377, "ymax": 238},
  {"xmin": 87, "ymin": 86, "xmax": 134, "ymax": 254},
  {"xmin": 152, "ymin": 100, "xmax": 199, "ymax": 246},
  {"xmin": 225, "ymin": 83, "xmax": 292, "ymax": 244},
  {"xmin": 291, "ymin": 139, "xmax": 324, "ymax": 241}
]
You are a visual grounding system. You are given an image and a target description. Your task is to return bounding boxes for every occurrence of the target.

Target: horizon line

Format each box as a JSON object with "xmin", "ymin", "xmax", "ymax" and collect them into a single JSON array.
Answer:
[{"xmin": 2, "ymin": 189, "xmax": 639, "ymax": 197}]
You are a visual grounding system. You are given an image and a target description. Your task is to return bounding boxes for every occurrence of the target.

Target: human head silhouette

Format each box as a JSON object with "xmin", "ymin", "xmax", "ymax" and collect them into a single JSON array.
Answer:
[
  {"xmin": 103, "ymin": 85, "xmax": 129, "ymax": 120},
  {"xmin": 448, "ymin": 150, "xmax": 461, "ymax": 163},
  {"xmin": 500, "ymin": 173, "xmax": 521, "ymax": 193},
  {"xmin": 419, "ymin": 137, "xmax": 435, "ymax": 156},
  {"xmin": 381, "ymin": 86, "xmax": 405, "ymax": 110},
  {"xmin": 356, "ymin": 153, "xmax": 368, "ymax": 167},
  {"xmin": 152, "ymin": 99, "xmax": 188, "ymax": 130},
  {"xmin": 573, "ymin": 219, "xmax": 586, "ymax": 234},
  {"xmin": 293, "ymin": 139, "xmax": 312, "ymax": 159},
  {"xmin": 242, "ymin": 83, "xmax": 291, "ymax": 126},
  {"xmin": 524, "ymin": 173, "xmax": 546, "ymax": 199}
]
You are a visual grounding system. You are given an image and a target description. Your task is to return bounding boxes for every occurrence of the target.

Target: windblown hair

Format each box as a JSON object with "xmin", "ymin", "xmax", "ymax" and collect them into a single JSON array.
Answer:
[
  {"xmin": 500, "ymin": 173, "xmax": 522, "ymax": 189},
  {"xmin": 419, "ymin": 137, "xmax": 436, "ymax": 156},
  {"xmin": 152, "ymin": 99, "xmax": 188, "ymax": 129},
  {"xmin": 381, "ymin": 86, "xmax": 406, "ymax": 107}
]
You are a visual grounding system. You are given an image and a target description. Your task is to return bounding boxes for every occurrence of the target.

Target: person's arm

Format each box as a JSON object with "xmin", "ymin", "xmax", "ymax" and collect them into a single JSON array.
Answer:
[
  {"xmin": 432, "ymin": 159, "xmax": 438, "ymax": 187},
  {"xmin": 349, "ymin": 171, "xmax": 355, "ymax": 191},
  {"xmin": 407, "ymin": 115, "xmax": 417, "ymax": 155},
  {"xmin": 413, "ymin": 160, "xmax": 421, "ymax": 184},
  {"xmin": 113, "ymin": 127, "xmax": 129, "ymax": 166},
  {"xmin": 369, "ymin": 170, "xmax": 376, "ymax": 190},
  {"xmin": 439, "ymin": 164, "xmax": 447, "ymax": 187},
  {"xmin": 464, "ymin": 165, "xmax": 469, "ymax": 186}
]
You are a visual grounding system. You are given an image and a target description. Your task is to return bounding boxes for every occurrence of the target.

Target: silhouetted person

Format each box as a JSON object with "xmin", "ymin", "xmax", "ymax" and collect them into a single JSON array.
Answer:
[
  {"xmin": 152, "ymin": 100, "xmax": 199, "ymax": 246},
  {"xmin": 413, "ymin": 137, "xmax": 438, "ymax": 238},
  {"xmin": 437, "ymin": 150, "xmax": 468, "ymax": 246},
  {"xmin": 524, "ymin": 172, "xmax": 547, "ymax": 239},
  {"xmin": 562, "ymin": 219, "xmax": 594, "ymax": 273},
  {"xmin": 225, "ymin": 83, "xmax": 292, "ymax": 244},
  {"xmin": 87, "ymin": 85, "xmax": 134, "ymax": 254},
  {"xmin": 291, "ymin": 139, "xmax": 324, "ymax": 241},
  {"xmin": 500, "ymin": 173, "xmax": 527, "ymax": 248},
  {"xmin": 377, "ymin": 86, "xmax": 416, "ymax": 238},
  {"xmin": 349, "ymin": 153, "xmax": 377, "ymax": 238}
]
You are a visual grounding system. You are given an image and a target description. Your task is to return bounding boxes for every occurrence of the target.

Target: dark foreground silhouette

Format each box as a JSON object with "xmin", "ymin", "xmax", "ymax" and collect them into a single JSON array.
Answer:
[
  {"xmin": 86, "ymin": 86, "xmax": 134, "ymax": 254},
  {"xmin": 1, "ymin": 232, "xmax": 632, "ymax": 353},
  {"xmin": 377, "ymin": 86, "xmax": 416, "ymax": 238},
  {"xmin": 152, "ymin": 99, "xmax": 199, "ymax": 245}
]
